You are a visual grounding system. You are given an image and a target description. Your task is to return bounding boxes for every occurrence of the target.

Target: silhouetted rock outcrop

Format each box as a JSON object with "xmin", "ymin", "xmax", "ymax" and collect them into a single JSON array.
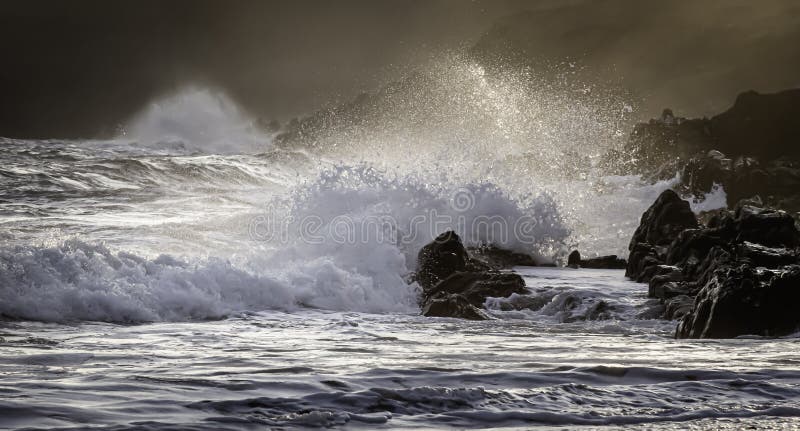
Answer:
[
  {"xmin": 416, "ymin": 231, "xmax": 529, "ymax": 320},
  {"xmin": 416, "ymin": 231, "xmax": 469, "ymax": 291},
  {"xmin": 627, "ymin": 191, "xmax": 800, "ymax": 338},
  {"xmin": 467, "ymin": 245, "xmax": 538, "ymax": 269},
  {"xmin": 567, "ymin": 250, "xmax": 581, "ymax": 268},
  {"xmin": 625, "ymin": 189, "xmax": 699, "ymax": 282}
]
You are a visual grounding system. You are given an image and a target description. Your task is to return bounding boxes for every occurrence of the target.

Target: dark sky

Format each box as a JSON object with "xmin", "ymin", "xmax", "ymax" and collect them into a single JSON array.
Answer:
[
  {"xmin": 1, "ymin": 0, "xmax": 798, "ymax": 138},
  {"xmin": 0, "ymin": 0, "xmax": 538, "ymax": 138}
]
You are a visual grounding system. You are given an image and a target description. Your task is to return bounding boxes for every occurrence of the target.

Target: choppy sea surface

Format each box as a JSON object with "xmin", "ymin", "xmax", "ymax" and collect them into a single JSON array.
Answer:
[
  {"xmin": 2, "ymin": 267, "xmax": 800, "ymax": 429},
  {"xmin": 0, "ymin": 76, "xmax": 796, "ymax": 429}
]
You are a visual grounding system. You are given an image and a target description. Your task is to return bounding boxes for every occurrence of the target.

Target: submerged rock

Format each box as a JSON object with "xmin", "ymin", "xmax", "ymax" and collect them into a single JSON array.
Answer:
[
  {"xmin": 421, "ymin": 293, "xmax": 489, "ymax": 320},
  {"xmin": 422, "ymin": 271, "xmax": 526, "ymax": 308},
  {"xmin": 416, "ymin": 231, "xmax": 528, "ymax": 320},
  {"xmin": 629, "ymin": 189, "xmax": 699, "ymax": 249},
  {"xmin": 566, "ymin": 249, "xmax": 626, "ymax": 269}
]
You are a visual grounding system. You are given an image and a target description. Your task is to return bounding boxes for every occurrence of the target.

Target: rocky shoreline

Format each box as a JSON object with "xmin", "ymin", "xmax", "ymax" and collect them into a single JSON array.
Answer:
[
  {"xmin": 414, "ymin": 189, "xmax": 800, "ymax": 339},
  {"xmin": 414, "ymin": 88, "xmax": 800, "ymax": 338},
  {"xmin": 628, "ymin": 189, "xmax": 800, "ymax": 338}
]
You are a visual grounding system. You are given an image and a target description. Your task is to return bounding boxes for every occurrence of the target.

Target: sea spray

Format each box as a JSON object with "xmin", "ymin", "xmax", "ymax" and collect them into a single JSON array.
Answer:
[
  {"xmin": 123, "ymin": 87, "xmax": 272, "ymax": 154},
  {"xmin": 0, "ymin": 56, "xmax": 727, "ymax": 322}
]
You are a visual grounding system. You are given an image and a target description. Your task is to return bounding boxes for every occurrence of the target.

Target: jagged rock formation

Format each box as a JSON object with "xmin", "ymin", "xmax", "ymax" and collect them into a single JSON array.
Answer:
[
  {"xmin": 628, "ymin": 190, "xmax": 800, "ymax": 338},
  {"xmin": 680, "ymin": 150, "xmax": 800, "ymax": 211},
  {"xmin": 415, "ymin": 231, "xmax": 529, "ymax": 320},
  {"xmin": 626, "ymin": 189, "xmax": 699, "ymax": 282}
]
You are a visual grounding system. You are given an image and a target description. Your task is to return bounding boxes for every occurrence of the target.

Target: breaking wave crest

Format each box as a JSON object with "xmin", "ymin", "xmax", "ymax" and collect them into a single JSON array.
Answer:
[
  {"xmin": 0, "ymin": 240, "xmax": 417, "ymax": 323},
  {"xmin": 0, "ymin": 162, "xmax": 572, "ymax": 322},
  {"xmin": 0, "ymin": 55, "xmax": 727, "ymax": 323}
]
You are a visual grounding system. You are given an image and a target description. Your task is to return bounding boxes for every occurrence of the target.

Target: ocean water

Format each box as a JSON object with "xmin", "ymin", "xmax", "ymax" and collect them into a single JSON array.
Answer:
[{"xmin": 1, "ymin": 61, "xmax": 798, "ymax": 429}]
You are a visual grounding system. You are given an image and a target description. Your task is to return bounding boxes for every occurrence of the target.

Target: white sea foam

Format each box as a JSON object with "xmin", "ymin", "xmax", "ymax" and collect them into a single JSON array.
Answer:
[
  {"xmin": 0, "ymin": 240, "xmax": 416, "ymax": 323},
  {"xmin": 123, "ymin": 87, "xmax": 272, "ymax": 154}
]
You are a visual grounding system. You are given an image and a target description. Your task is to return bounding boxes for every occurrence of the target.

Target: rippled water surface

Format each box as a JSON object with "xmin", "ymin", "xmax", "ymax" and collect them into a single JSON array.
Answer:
[{"xmin": 2, "ymin": 268, "xmax": 799, "ymax": 430}]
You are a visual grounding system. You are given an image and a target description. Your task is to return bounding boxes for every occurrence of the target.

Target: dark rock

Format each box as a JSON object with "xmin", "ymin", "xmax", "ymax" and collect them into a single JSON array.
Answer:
[
  {"xmin": 415, "ymin": 231, "xmax": 529, "ymax": 320},
  {"xmin": 626, "ymin": 242, "xmax": 660, "ymax": 281},
  {"xmin": 689, "ymin": 246, "xmax": 734, "ymax": 288},
  {"xmin": 626, "ymin": 189, "xmax": 698, "ymax": 281},
  {"xmin": 567, "ymin": 250, "xmax": 626, "ymax": 269},
  {"xmin": 629, "ymin": 189, "xmax": 699, "ymax": 249},
  {"xmin": 579, "ymin": 255, "xmax": 627, "ymax": 269},
  {"xmin": 681, "ymin": 150, "xmax": 732, "ymax": 198},
  {"xmin": 567, "ymin": 250, "xmax": 581, "ymax": 268},
  {"xmin": 416, "ymin": 231, "xmax": 468, "ymax": 290},
  {"xmin": 711, "ymin": 89, "xmax": 800, "ymax": 161},
  {"xmin": 736, "ymin": 242, "xmax": 799, "ymax": 268},
  {"xmin": 732, "ymin": 203, "xmax": 800, "ymax": 248},
  {"xmin": 677, "ymin": 265, "xmax": 800, "ymax": 338},
  {"xmin": 585, "ymin": 300, "xmax": 614, "ymax": 321},
  {"xmin": 725, "ymin": 158, "xmax": 769, "ymax": 204},
  {"xmin": 421, "ymin": 293, "xmax": 489, "ymax": 320},
  {"xmin": 423, "ymin": 271, "xmax": 527, "ymax": 308},
  {"xmin": 650, "ymin": 281, "xmax": 692, "ymax": 300},
  {"xmin": 617, "ymin": 89, "xmax": 800, "ymax": 173},
  {"xmin": 664, "ymin": 295, "xmax": 694, "ymax": 320},
  {"xmin": 628, "ymin": 190, "xmax": 800, "ymax": 337},
  {"xmin": 665, "ymin": 228, "xmax": 729, "ymax": 269},
  {"xmin": 613, "ymin": 90, "xmax": 800, "ymax": 215},
  {"xmin": 676, "ymin": 151, "xmax": 800, "ymax": 212},
  {"xmin": 467, "ymin": 245, "xmax": 538, "ymax": 269},
  {"xmin": 647, "ymin": 266, "xmax": 685, "ymax": 299}
]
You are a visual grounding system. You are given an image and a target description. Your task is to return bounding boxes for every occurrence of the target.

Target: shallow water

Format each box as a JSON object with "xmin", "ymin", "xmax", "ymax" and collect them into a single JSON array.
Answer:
[{"xmin": 2, "ymin": 267, "xmax": 799, "ymax": 430}]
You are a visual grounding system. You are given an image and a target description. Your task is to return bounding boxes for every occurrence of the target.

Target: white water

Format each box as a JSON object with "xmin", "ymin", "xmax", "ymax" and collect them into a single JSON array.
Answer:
[{"xmin": 1, "ymin": 56, "xmax": 790, "ymax": 430}]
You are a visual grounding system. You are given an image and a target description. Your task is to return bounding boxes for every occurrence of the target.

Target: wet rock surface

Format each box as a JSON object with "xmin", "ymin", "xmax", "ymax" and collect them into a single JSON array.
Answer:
[
  {"xmin": 676, "ymin": 265, "xmax": 800, "ymax": 339},
  {"xmin": 578, "ymin": 255, "xmax": 627, "ymax": 269},
  {"xmin": 628, "ymin": 190, "xmax": 800, "ymax": 338},
  {"xmin": 416, "ymin": 231, "xmax": 528, "ymax": 320},
  {"xmin": 467, "ymin": 245, "xmax": 538, "ymax": 269},
  {"xmin": 626, "ymin": 189, "xmax": 698, "ymax": 282},
  {"xmin": 567, "ymin": 250, "xmax": 627, "ymax": 269}
]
